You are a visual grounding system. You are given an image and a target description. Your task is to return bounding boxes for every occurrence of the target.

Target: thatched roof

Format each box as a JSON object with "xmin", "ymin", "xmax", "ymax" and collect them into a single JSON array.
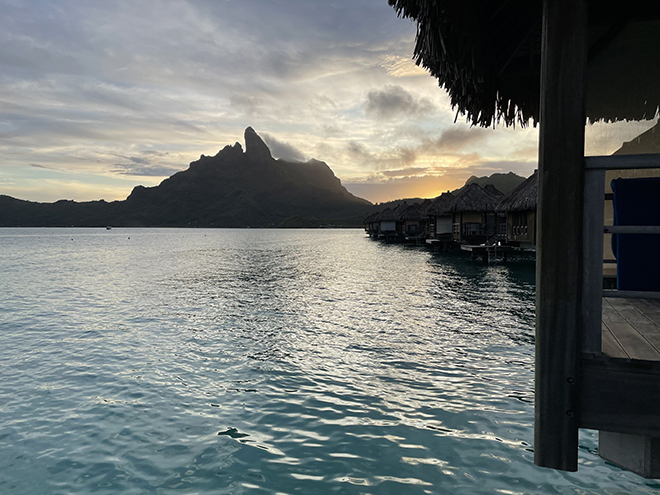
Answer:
[
  {"xmin": 388, "ymin": 0, "xmax": 660, "ymax": 126},
  {"xmin": 392, "ymin": 202, "xmax": 412, "ymax": 218},
  {"xmin": 484, "ymin": 184, "xmax": 504, "ymax": 197},
  {"xmin": 399, "ymin": 204, "xmax": 422, "ymax": 221},
  {"xmin": 417, "ymin": 198, "xmax": 434, "ymax": 216},
  {"xmin": 375, "ymin": 207, "xmax": 397, "ymax": 222},
  {"xmin": 447, "ymin": 183, "xmax": 501, "ymax": 213},
  {"xmin": 427, "ymin": 192, "xmax": 455, "ymax": 216},
  {"xmin": 363, "ymin": 212, "xmax": 379, "ymax": 224},
  {"xmin": 497, "ymin": 171, "xmax": 538, "ymax": 212}
]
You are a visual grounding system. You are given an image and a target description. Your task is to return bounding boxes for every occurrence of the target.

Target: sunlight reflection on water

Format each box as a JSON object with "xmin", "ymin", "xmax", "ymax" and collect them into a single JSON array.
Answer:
[{"xmin": 1, "ymin": 228, "xmax": 659, "ymax": 494}]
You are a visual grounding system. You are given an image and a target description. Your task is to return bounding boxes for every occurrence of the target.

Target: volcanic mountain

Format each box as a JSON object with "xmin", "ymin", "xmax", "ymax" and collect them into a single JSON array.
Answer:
[{"xmin": 0, "ymin": 128, "xmax": 372, "ymax": 228}]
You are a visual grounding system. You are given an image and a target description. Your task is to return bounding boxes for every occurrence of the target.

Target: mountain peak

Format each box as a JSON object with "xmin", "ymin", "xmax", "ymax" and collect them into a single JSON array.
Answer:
[{"xmin": 244, "ymin": 127, "xmax": 272, "ymax": 161}]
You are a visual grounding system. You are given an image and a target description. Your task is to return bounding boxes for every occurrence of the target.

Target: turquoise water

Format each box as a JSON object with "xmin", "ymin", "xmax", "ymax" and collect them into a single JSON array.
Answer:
[{"xmin": 0, "ymin": 228, "xmax": 657, "ymax": 494}]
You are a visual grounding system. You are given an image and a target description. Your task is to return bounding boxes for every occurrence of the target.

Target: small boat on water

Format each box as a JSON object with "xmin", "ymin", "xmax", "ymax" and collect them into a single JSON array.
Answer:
[{"xmin": 106, "ymin": 226, "xmax": 112, "ymax": 230}]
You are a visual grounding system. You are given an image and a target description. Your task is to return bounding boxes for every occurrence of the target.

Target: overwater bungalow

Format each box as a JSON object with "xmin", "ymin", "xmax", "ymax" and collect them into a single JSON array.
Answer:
[
  {"xmin": 398, "ymin": 203, "xmax": 424, "ymax": 241},
  {"xmin": 416, "ymin": 198, "xmax": 434, "ymax": 239},
  {"xmin": 391, "ymin": 0, "xmax": 660, "ymax": 478},
  {"xmin": 446, "ymin": 183, "xmax": 504, "ymax": 245},
  {"xmin": 375, "ymin": 207, "xmax": 397, "ymax": 240},
  {"xmin": 425, "ymin": 192, "xmax": 455, "ymax": 239},
  {"xmin": 363, "ymin": 212, "xmax": 380, "ymax": 237},
  {"xmin": 497, "ymin": 172, "xmax": 538, "ymax": 251}
]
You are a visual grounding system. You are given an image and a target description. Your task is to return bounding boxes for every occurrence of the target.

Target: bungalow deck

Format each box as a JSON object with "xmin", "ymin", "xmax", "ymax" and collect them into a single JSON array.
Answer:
[
  {"xmin": 459, "ymin": 244, "xmax": 513, "ymax": 253},
  {"xmin": 602, "ymin": 297, "xmax": 660, "ymax": 360}
]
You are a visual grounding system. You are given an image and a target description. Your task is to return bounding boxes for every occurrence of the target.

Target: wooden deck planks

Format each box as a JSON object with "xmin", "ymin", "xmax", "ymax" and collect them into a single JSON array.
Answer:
[
  {"xmin": 601, "ymin": 322, "xmax": 629, "ymax": 358},
  {"xmin": 602, "ymin": 298, "xmax": 660, "ymax": 360},
  {"xmin": 629, "ymin": 299, "xmax": 660, "ymax": 327}
]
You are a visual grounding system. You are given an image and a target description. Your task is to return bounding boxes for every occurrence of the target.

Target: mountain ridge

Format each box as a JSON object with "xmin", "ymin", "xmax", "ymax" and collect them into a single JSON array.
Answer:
[
  {"xmin": 0, "ymin": 128, "xmax": 371, "ymax": 228},
  {"xmin": 464, "ymin": 172, "xmax": 526, "ymax": 194}
]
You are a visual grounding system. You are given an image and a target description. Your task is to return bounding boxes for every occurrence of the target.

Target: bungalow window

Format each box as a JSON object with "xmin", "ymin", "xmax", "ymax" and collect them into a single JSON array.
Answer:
[
  {"xmin": 462, "ymin": 223, "xmax": 482, "ymax": 236},
  {"xmin": 513, "ymin": 213, "xmax": 528, "ymax": 236}
]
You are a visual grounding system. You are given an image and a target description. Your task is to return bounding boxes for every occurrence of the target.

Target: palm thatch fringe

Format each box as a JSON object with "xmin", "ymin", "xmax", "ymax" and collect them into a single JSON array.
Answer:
[
  {"xmin": 388, "ymin": 0, "xmax": 542, "ymax": 127},
  {"xmin": 388, "ymin": 0, "xmax": 660, "ymax": 126}
]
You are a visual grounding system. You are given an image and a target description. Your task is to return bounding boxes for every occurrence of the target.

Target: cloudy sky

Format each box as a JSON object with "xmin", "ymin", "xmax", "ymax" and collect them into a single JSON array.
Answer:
[{"xmin": 1, "ymin": 0, "xmax": 656, "ymax": 204}]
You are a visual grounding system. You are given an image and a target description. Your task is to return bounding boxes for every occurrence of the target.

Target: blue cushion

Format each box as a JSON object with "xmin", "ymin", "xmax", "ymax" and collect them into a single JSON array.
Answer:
[{"xmin": 611, "ymin": 177, "xmax": 660, "ymax": 291}]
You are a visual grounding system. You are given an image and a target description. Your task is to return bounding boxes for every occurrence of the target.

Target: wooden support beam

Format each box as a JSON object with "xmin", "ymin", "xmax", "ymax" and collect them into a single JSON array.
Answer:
[
  {"xmin": 580, "ymin": 354, "xmax": 660, "ymax": 436},
  {"xmin": 585, "ymin": 154, "xmax": 660, "ymax": 170},
  {"xmin": 603, "ymin": 290, "xmax": 660, "ymax": 300},
  {"xmin": 534, "ymin": 0, "xmax": 588, "ymax": 472},
  {"xmin": 599, "ymin": 432, "xmax": 660, "ymax": 479},
  {"xmin": 583, "ymin": 168, "xmax": 606, "ymax": 354},
  {"xmin": 604, "ymin": 226, "xmax": 660, "ymax": 234}
]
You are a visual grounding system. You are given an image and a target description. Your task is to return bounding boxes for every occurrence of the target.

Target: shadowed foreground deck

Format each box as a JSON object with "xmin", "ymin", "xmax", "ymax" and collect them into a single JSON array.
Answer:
[{"xmin": 602, "ymin": 298, "xmax": 660, "ymax": 360}]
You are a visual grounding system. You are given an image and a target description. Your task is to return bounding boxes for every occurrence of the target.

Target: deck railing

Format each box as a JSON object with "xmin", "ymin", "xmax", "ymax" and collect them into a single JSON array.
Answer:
[
  {"xmin": 512, "ymin": 225, "xmax": 528, "ymax": 236},
  {"xmin": 582, "ymin": 153, "xmax": 660, "ymax": 352},
  {"xmin": 578, "ymin": 153, "xmax": 660, "ymax": 446}
]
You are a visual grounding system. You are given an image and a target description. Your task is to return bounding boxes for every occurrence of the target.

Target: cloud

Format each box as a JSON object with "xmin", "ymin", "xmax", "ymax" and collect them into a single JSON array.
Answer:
[
  {"xmin": 0, "ymin": 0, "xmax": 542, "ymax": 204},
  {"xmin": 108, "ymin": 153, "xmax": 149, "ymax": 165},
  {"xmin": 464, "ymin": 160, "xmax": 536, "ymax": 177},
  {"xmin": 321, "ymin": 123, "xmax": 343, "ymax": 136},
  {"xmin": 510, "ymin": 145, "xmax": 539, "ymax": 161},
  {"xmin": 230, "ymin": 94, "xmax": 262, "ymax": 116},
  {"xmin": 30, "ymin": 163, "xmax": 57, "ymax": 170},
  {"xmin": 105, "ymin": 149, "xmax": 183, "ymax": 176},
  {"xmin": 422, "ymin": 127, "xmax": 492, "ymax": 153},
  {"xmin": 381, "ymin": 167, "xmax": 428, "ymax": 177},
  {"xmin": 365, "ymin": 85, "xmax": 435, "ymax": 120},
  {"xmin": 381, "ymin": 55, "xmax": 429, "ymax": 78},
  {"xmin": 261, "ymin": 133, "xmax": 307, "ymax": 162},
  {"xmin": 111, "ymin": 164, "xmax": 181, "ymax": 177},
  {"xmin": 346, "ymin": 140, "xmax": 418, "ymax": 170}
]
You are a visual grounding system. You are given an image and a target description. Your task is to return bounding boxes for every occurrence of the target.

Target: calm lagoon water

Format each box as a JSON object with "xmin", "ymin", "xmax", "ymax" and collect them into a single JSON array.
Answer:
[{"xmin": 1, "ymin": 228, "xmax": 657, "ymax": 494}]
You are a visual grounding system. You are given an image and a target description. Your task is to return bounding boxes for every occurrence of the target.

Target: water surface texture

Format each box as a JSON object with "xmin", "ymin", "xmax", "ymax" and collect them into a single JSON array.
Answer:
[{"xmin": 1, "ymin": 228, "xmax": 657, "ymax": 494}]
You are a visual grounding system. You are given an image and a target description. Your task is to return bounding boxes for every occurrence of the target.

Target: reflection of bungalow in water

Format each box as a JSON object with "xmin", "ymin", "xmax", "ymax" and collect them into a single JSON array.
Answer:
[
  {"xmin": 497, "ymin": 172, "xmax": 538, "ymax": 250},
  {"xmin": 392, "ymin": 0, "xmax": 660, "ymax": 479},
  {"xmin": 447, "ymin": 183, "xmax": 504, "ymax": 244}
]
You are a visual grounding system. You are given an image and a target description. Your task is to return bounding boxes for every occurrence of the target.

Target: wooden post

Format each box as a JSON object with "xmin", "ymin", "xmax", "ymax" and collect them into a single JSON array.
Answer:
[
  {"xmin": 535, "ymin": 0, "xmax": 588, "ymax": 471},
  {"xmin": 582, "ymin": 167, "xmax": 605, "ymax": 354}
]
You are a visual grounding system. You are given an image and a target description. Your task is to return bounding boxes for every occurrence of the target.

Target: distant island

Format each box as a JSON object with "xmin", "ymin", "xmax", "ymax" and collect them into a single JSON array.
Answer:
[
  {"xmin": 0, "ymin": 127, "xmax": 527, "ymax": 228},
  {"xmin": 0, "ymin": 128, "xmax": 372, "ymax": 228}
]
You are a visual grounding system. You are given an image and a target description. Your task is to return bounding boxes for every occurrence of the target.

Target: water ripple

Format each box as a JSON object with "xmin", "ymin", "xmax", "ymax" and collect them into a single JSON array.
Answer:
[{"xmin": 1, "ymin": 228, "xmax": 659, "ymax": 494}]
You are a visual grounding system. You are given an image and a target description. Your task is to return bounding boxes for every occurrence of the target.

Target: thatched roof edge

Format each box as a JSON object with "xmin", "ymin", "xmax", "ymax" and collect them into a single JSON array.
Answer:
[
  {"xmin": 497, "ymin": 172, "xmax": 538, "ymax": 212},
  {"xmin": 388, "ymin": 0, "xmax": 660, "ymax": 126}
]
